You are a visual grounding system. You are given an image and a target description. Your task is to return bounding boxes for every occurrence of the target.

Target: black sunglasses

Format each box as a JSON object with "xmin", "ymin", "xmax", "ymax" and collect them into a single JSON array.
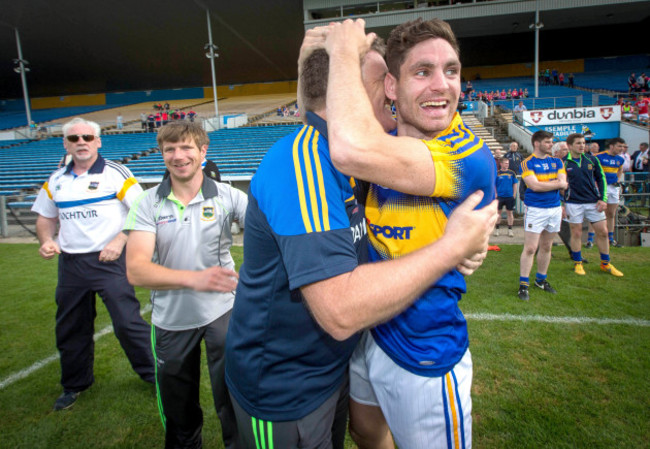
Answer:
[{"xmin": 66, "ymin": 134, "xmax": 96, "ymax": 143}]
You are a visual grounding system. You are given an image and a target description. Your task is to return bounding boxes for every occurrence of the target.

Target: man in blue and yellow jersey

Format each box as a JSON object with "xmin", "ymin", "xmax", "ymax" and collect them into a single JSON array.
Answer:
[
  {"xmin": 596, "ymin": 137, "xmax": 626, "ymax": 247},
  {"xmin": 518, "ymin": 130, "xmax": 568, "ymax": 301},
  {"xmin": 32, "ymin": 117, "xmax": 154, "ymax": 411},
  {"xmin": 562, "ymin": 133, "xmax": 623, "ymax": 277},
  {"xmin": 224, "ymin": 25, "xmax": 497, "ymax": 449},
  {"xmin": 324, "ymin": 18, "xmax": 497, "ymax": 449}
]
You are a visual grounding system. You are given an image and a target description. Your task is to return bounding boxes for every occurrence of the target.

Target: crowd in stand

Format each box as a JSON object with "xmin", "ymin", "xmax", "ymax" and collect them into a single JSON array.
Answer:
[
  {"xmin": 140, "ymin": 104, "xmax": 198, "ymax": 133},
  {"xmin": 538, "ymin": 68, "xmax": 574, "ymax": 87},
  {"xmin": 627, "ymin": 72, "xmax": 649, "ymax": 94},
  {"xmin": 461, "ymin": 83, "xmax": 529, "ymax": 102},
  {"xmin": 618, "ymin": 93, "xmax": 649, "ymax": 123}
]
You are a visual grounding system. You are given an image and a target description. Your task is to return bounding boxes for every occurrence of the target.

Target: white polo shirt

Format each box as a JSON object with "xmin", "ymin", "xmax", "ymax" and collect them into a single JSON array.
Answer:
[
  {"xmin": 124, "ymin": 175, "xmax": 248, "ymax": 331},
  {"xmin": 32, "ymin": 155, "xmax": 142, "ymax": 253}
]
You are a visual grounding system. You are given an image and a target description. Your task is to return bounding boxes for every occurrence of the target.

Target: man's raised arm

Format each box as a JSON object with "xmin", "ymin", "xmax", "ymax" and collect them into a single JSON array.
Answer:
[{"xmin": 324, "ymin": 19, "xmax": 436, "ymax": 196}]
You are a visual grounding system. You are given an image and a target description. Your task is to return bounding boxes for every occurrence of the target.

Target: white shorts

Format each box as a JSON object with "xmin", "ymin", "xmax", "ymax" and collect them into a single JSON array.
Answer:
[
  {"xmin": 564, "ymin": 203, "xmax": 606, "ymax": 224},
  {"xmin": 350, "ymin": 331, "xmax": 472, "ymax": 449},
  {"xmin": 524, "ymin": 205, "xmax": 562, "ymax": 234},
  {"xmin": 606, "ymin": 185, "xmax": 620, "ymax": 204}
]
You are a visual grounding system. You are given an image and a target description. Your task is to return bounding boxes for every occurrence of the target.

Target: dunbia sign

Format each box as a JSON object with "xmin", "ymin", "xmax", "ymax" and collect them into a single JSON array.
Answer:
[{"xmin": 523, "ymin": 106, "xmax": 621, "ymax": 140}]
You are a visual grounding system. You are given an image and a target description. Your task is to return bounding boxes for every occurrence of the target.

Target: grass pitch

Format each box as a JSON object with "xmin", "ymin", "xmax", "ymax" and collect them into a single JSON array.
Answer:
[{"xmin": 1, "ymin": 243, "xmax": 648, "ymax": 448}]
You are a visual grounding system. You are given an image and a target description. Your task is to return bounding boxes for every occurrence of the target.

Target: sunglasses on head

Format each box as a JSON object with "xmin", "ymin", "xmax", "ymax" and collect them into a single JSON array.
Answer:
[{"xmin": 66, "ymin": 134, "xmax": 96, "ymax": 143}]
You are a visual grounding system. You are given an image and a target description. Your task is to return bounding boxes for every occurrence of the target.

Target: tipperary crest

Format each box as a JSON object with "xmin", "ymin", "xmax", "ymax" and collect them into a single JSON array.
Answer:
[
  {"xmin": 201, "ymin": 206, "xmax": 215, "ymax": 221},
  {"xmin": 599, "ymin": 107, "xmax": 614, "ymax": 120},
  {"xmin": 88, "ymin": 181, "xmax": 100, "ymax": 191}
]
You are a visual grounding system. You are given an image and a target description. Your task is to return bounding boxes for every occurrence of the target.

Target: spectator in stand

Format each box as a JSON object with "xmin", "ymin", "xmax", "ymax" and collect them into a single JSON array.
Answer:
[
  {"xmin": 523, "ymin": 88, "xmax": 529, "ymax": 97},
  {"xmin": 465, "ymin": 80, "xmax": 473, "ymax": 96},
  {"xmin": 155, "ymin": 112, "xmax": 162, "ymax": 129},
  {"xmin": 116, "ymin": 112, "xmax": 123, "ymax": 131},
  {"xmin": 620, "ymin": 142, "xmax": 632, "ymax": 173},
  {"xmin": 559, "ymin": 73, "xmax": 565, "ymax": 86},
  {"xmin": 628, "ymin": 73, "xmax": 637, "ymax": 93},
  {"xmin": 187, "ymin": 109, "xmax": 197, "ymax": 122},
  {"xmin": 140, "ymin": 112, "xmax": 147, "ymax": 131},
  {"xmin": 622, "ymin": 101, "xmax": 634, "ymax": 119},
  {"xmin": 164, "ymin": 102, "xmax": 170, "ymax": 111},
  {"xmin": 500, "ymin": 89, "xmax": 507, "ymax": 100},
  {"xmin": 147, "ymin": 113, "xmax": 155, "ymax": 132},
  {"xmin": 514, "ymin": 101, "xmax": 527, "ymax": 113},
  {"xmin": 635, "ymin": 95, "xmax": 649, "ymax": 122},
  {"xmin": 587, "ymin": 142, "xmax": 599, "ymax": 156},
  {"xmin": 637, "ymin": 73, "xmax": 646, "ymax": 91},
  {"xmin": 162, "ymin": 111, "xmax": 169, "ymax": 126},
  {"xmin": 568, "ymin": 73, "xmax": 574, "ymax": 88},
  {"xmin": 552, "ymin": 68, "xmax": 559, "ymax": 85}
]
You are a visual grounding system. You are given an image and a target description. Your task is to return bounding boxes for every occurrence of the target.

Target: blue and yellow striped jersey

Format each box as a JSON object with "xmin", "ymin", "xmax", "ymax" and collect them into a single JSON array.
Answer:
[
  {"xmin": 521, "ymin": 154, "xmax": 566, "ymax": 208},
  {"xmin": 595, "ymin": 151, "xmax": 624, "ymax": 185},
  {"xmin": 368, "ymin": 112, "xmax": 497, "ymax": 377}
]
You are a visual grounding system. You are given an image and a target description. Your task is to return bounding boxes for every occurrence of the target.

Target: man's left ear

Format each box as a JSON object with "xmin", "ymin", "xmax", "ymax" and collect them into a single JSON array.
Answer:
[{"xmin": 385, "ymin": 72, "xmax": 397, "ymax": 102}]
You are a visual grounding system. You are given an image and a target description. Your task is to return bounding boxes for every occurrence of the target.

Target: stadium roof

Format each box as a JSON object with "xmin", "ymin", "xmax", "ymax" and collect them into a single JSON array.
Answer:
[{"xmin": 1, "ymin": 0, "xmax": 649, "ymax": 100}]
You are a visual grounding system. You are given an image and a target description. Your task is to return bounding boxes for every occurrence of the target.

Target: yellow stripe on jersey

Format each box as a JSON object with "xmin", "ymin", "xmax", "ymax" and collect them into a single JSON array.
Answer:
[
  {"xmin": 535, "ymin": 172, "xmax": 560, "ymax": 182},
  {"xmin": 43, "ymin": 182, "xmax": 53, "ymax": 200},
  {"xmin": 601, "ymin": 166, "xmax": 619, "ymax": 174},
  {"xmin": 446, "ymin": 373, "xmax": 461, "ymax": 449},
  {"xmin": 116, "ymin": 177, "xmax": 138, "ymax": 201},
  {"xmin": 292, "ymin": 126, "xmax": 330, "ymax": 234},
  {"xmin": 310, "ymin": 129, "xmax": 330, "ymax": 231},
  {"xmin": 293, "ymin": 126, "xmax": 313, "ymax": 233}
]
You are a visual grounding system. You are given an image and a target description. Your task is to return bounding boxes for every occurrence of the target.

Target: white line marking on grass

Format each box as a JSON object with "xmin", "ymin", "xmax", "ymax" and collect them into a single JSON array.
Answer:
[
  {"xmin": 0, "ymin": 304, "xmax": 152, "ymax": 391},
  {"xmin": 465, "ymin": 312, "xmax": 650, "ymax": 327}
]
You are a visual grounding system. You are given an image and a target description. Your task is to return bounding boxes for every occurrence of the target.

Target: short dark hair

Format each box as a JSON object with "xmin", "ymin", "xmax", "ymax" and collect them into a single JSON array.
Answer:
[
  {"xmin": 531, "ymin": 130, "xmax": 554, "ymax": 145},
  {"xmin": 157, "ymin": 121, "xmax": 209, "ymax": 149},
  {"xmin": 299, "ymin": 38, "xmax": 386, "ymax": 114},
  {"xmin": 566, "ymin": 133, "xmax": 584, "ymax": 145},
  {"xmin": 386, "ymin": 18, "xmax": 460, "ymax": 79},
  {"xmin": 607, "ymin": 137, "xmax": 625, "ymax": 147}
]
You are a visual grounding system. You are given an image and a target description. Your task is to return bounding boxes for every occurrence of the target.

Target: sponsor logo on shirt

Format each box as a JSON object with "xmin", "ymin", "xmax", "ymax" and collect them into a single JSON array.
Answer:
[
  {"xmin": 350, "ymin": 221, "xmax": 367, "ymax": 244},
  {"xmin": 156, "ymin": 214, "xmax": 177, "ymax": 225},
  {"xmin": 59, "ymin": 210, "xmax": 98, "ymax": 220},
  {"xmin": 368, "ymin": 223, "xmax": 414, "ymax": 239}
]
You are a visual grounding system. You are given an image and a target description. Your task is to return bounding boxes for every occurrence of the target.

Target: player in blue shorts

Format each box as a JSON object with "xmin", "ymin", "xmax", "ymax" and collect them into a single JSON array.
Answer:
[
  {"xmin": 324, "ymin": 18, "xmax": 497, "ymax": 449},
  {"xmin": 223, "ymin": 27, "xmax": 497, "ymax": 449},
  {"xmin": 495, "ymin": 158, "xmax": 519, "ymax": 237},
  {"xmin": 518, "ymin": 130, "xmax": 567, "ymax": 301},
  {"xmin": 596, "ymin": 138, "xmax": 626, "ymax": 247}
]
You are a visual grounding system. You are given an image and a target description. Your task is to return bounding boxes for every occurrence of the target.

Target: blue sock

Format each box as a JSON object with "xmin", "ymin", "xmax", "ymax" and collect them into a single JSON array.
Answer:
[
  {"xmin": 600, "ymin": 253, "xmax": 610, "ymax": 266},
  {"xmin": 571, "ymin": 251, "xmax": 582, "ymax": 263},
  {"xmin": 608, "ymin": 232, "xmax": 614, "ymax": 242},
  {"xmin": 519, "ymin": 276, "xmax": 529, "ymax": 287},
  {"xmin": 535, "ymin": 273, "xmax": 547, "ymax": 283},
  {"xmin": 587, "ymin": 232, "xmax": 595, "ymax": 243}
]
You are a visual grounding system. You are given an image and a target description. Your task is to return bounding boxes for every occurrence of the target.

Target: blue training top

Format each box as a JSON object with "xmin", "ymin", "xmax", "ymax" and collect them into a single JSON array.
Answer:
[
  {"xmin": 496, "ymin": 169, "xmax": 518, "ymax": 199},
  {"xmin": 368, "ymin": 112, "xmax": 497, "ymax": 377},
  {"xmin": 224, "ymin": 112, "xmax": 366, "ymax": 422}
]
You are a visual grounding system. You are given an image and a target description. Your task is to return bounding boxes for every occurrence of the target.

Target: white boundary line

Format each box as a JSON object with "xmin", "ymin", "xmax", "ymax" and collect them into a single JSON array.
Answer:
[
  {"xmin": 1, "ymin": 308, "xmax": 648, "ymax": 390},
  {"xmin": 0, "ymin": 304, "xmax": 152, "ymax": 391},
  {"xmin": 465, "ymin": 312, "xmax": 650, "ymax": 327}
]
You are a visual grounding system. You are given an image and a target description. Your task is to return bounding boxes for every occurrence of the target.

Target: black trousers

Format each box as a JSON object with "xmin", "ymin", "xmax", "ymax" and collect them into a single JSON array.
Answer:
[
  {"xmin": 55, "ymin": 251, "xmax": 154, "ymax": 392},
  {"xmin": 154, "ymin": 310, "xmax": 240, "ymax": 449}
]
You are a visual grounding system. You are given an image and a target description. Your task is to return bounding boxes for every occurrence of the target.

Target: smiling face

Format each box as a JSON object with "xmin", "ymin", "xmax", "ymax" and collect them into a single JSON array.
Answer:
[
  {"xmin": 161, "ymin": 138, "xmax": 206, "ymax": 183},
  {"xmin": 63, "ymin": 123, "xmax": 101, "ymax": 167},
  {"xmin": 385, "ymin": 38, "xmax": 461, "ymax": 139}
]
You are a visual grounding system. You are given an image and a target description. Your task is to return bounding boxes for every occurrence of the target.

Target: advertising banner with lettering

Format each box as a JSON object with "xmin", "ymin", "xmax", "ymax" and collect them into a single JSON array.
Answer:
[{"xmin": 522, "ymin": 106, "xmax": 620, "ymax": 140}]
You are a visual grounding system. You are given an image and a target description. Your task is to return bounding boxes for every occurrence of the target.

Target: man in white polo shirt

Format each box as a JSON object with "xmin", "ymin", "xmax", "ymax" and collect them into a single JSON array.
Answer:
[
  {"xmin": 32, "ymin": 117, "xmax": 155, "ymax": 411},
  {"xmin": 124, "ymin": 122, "xmax": 246, "ymax": 449}
]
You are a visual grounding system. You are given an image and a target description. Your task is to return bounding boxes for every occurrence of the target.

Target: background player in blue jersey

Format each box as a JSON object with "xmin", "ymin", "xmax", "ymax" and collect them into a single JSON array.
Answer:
[
  {"xmin": 596, "ymin": 138, "xmax": 626, "ymax": 247},
  {"xmin": 562, "ymin": 133, "xmax": 623, "ymax": 277},
  {"xmin": 224, "ymin": 26, "xmax": 497, "ymax": 449},
  {"xmin": 324, "ymin": 18, "xmax": 497, "ymax": 449},
  {"xmin": 495, "ymin": 158, "xmax": 519, "ymax": 237},
  {"xmin": 518, "ymin": 130, "xmax": 568, "ymax": 301}
]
